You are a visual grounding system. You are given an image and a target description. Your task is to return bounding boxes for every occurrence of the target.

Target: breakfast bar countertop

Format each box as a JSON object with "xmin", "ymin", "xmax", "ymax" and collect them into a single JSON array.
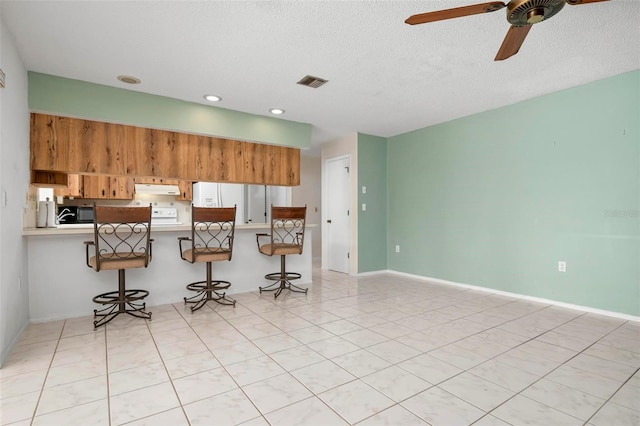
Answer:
[{"xmin": 22, "ymin": 222, "xmax": 306, "ymax": 236}]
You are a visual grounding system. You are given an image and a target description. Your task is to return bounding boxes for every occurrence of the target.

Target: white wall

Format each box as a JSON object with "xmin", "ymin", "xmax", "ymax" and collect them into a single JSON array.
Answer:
[
  {"xmin": 321, "ymin": 133, "xmax": 358, "ymax": 274},
  {"xmin": 0, "ymin": 14, "xmax": 31, "ymax": 366},
  {"xmin": 292, "ymin": 154, "xmax": 322, "ymax": 265}
]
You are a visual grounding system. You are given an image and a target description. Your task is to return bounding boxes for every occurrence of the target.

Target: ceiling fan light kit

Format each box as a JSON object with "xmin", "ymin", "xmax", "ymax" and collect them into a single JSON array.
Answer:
[{"xmin": 405, "ymin": 0, "xmax": 610, "ymax": 61}]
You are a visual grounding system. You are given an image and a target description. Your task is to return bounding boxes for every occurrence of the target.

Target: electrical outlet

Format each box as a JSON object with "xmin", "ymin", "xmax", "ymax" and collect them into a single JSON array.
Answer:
[
  {"xmin": 558, "ymin": 261, "xmax": 566, "ymax": 272},
  {"xmin": 362, "ymin": 186, "xmax": 367, "ymax": 194},
  {"xmin": 362, "ymin": 203, "xmax": 366, "ymax": 211},
  {"xmin": 395, "ymin": 245, "xmax": 400, "ymax": 253}
]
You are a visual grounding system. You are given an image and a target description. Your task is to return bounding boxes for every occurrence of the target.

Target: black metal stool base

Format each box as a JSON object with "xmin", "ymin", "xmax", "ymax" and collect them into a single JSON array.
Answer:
[
  {"xmin": 260, "ymin": 271, "xmax": 307, "ymax": 299},
  {"xmin": 92, "ymin": 270, "xmax": 151, "ymax": 329},
  {"xmin": 184, "ymin": 280, "xmax": 236, "ymax": 311}
]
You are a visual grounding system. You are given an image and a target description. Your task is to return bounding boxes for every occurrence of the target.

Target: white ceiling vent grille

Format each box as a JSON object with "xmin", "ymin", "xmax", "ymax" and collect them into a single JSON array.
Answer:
[{"xmin": 297, "ymin": 75, "xmax": 328, "ymax": 88}]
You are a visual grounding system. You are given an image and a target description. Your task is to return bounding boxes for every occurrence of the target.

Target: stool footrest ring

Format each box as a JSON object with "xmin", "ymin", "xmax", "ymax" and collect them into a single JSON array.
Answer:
[
  {"xmin": 259, "ymin": 272, "xmax": 308, "ymax": 299},
  {"xmin": 184, "ymin": 280, "xmax": 236, "ymax": 311},
  {"xmin": 264, "ymin": 272, "xmax": 301, "ymax": 281},
  {"xmin": 92, "ymin": 289, "xmax": 152, "ymax": 328}
]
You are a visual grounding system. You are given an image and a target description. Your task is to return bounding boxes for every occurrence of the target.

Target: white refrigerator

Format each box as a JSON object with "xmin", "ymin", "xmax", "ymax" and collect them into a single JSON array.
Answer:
[{"xmin": 192, "ymin": 182, "xmax": 245, "ymax": 223}]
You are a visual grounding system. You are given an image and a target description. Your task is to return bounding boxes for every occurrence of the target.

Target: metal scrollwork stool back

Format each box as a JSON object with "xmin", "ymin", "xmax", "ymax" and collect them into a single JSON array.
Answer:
[
  {"xmin": 178, "ymin": 205, "xmax": 237, "ymax": 311},
  {"xmin": 85, "ymin": 205, "xmax": 153, "ymax": 328},
  {"xmin": 256, "ymin": 205, "xmax": 307, "ymax": 299}
]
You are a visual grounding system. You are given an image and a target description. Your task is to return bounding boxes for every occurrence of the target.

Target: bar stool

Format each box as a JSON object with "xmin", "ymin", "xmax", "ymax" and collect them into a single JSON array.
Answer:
[
  {"xmin": 178, "ymin": 206, "xmax": 237, "ymax": 311},
  {"xmin": 256, "ymin": 205, "xmax": 307, "ymax": 299},
  {"xmin": 84, "ymin": 205, "xmax": 153, "ymax": 328}
]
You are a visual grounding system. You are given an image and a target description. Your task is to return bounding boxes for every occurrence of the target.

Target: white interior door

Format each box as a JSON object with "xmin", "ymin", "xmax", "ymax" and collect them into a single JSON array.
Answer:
[{"xmin": 326, "ymin": 156, "xmax": 350, "ymax": 273}]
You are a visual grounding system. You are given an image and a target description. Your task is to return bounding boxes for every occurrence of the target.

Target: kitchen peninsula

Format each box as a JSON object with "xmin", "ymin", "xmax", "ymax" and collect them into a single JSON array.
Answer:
[{"xmin": 24, "ymin": 224, "xmax": 313, "ymax": 322}]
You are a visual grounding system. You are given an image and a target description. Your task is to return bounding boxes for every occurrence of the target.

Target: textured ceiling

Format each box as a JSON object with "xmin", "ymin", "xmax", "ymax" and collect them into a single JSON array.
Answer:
[{"xmin": 2, "ymin": 0, "xmax": 639, "ymax": 151}]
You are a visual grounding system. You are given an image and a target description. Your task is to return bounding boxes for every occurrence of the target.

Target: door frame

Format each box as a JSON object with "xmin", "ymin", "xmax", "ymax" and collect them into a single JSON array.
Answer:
[{"xmin": 322, "ymin": 154, "xmax": 352, "ymax": 273}]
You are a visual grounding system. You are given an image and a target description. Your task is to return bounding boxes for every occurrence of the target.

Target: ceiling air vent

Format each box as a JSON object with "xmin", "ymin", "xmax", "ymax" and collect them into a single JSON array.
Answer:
[{"xmin": 297, "ymin": 75, "xmax": 328, "ymax": 89}]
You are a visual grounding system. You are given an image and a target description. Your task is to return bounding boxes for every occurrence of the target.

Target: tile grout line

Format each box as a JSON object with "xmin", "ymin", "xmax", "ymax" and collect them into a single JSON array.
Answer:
[
  {"xmin": 28, "ymin": 320, "xmax": 66, "ymax": 426},
  {"xmin": 104, "ymin": 324, "xmax": 111, "ymax": 426}
]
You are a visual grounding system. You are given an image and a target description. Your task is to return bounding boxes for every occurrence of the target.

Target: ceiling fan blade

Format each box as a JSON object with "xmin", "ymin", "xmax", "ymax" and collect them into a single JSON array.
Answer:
[
  {"xmin": 494, "ymin": 25, "xmax": 532, "ymax": 61},
  {"xmin": 405, "ymin": 2, "xmax": 506, "ymax": 25},
  {"xmin": 566, "ymin": 0, "xmax": 610, "ymax": 5}
]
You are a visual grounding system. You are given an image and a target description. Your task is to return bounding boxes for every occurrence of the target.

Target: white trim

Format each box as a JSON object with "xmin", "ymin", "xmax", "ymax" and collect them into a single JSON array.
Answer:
[
  {"xmin": 357, "ymin": 270, "xmax": 640, "ymax": 323},
  {"xmin": 356, "ymin": 269, "xmax": 390, "ymax": 277}
]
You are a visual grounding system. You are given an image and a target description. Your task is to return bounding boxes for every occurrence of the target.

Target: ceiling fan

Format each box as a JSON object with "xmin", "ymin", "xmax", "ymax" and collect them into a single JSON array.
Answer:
[{"xmin": 405, "ymin": 0, "xmax": 610, "ymax": 61}]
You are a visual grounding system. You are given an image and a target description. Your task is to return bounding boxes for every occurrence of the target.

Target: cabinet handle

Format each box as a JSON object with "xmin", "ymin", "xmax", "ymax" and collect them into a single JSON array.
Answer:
[{"xmin": 327, "ymin": 219, "xmax": 332, "ymax": 223}]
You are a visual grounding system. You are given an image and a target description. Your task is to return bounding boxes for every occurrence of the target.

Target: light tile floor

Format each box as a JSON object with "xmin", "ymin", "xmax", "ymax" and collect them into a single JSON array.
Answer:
[{"xmin": 1, "ymin": 269, "xmax": 639, "ymax": 425}]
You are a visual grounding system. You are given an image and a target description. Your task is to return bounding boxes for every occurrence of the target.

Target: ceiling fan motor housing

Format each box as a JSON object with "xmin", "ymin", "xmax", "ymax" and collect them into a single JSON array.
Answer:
[{"xmin": 507, "ymin": 0, "xmax": 566, "ymax": 25}]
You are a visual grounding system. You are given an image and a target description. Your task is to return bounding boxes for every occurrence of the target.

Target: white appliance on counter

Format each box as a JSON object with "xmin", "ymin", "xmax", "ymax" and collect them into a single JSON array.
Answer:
[
  {"xmin": 151, "ymin": 207, "xmax": 181, "ymax": 226},
  {"xmin": 192, "ymin": 182, "xmax": 221, "ymax": 208},
  {"xmin": 36, "ymin": 197, "xmax": 56, "ymax": 228}
]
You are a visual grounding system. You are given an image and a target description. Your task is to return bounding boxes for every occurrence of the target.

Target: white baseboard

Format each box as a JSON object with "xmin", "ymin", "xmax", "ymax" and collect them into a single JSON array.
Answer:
[
  {"xmin": 356, "ymin": 269, "xmax": 390, "ymax": 277},
  {"xmin": 358, "ymin": 269, "xmax": 639, "ymax": 323}
]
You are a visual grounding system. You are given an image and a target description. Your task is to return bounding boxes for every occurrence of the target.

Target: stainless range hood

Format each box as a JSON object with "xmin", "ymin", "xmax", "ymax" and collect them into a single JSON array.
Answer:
[{"xmin": 134, "ymin": 183, "xmax": 180, "ymax": 196}]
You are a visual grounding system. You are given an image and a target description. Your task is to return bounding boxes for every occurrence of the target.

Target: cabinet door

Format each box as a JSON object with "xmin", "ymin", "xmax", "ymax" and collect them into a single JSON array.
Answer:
[
  {"xmin": 110, "ymin": 177, "xmax": 134, "ymax": 199},
  {"xmin": 176, "ymin": 181, "xmax": 193, "ymax": 201},
  {"xmin": 82, "ymin": 175, "xmax": 110, "ymax": 199},
  {"xmin": 30, "ymin": 114, "xmax": 70, "ymax": 172},
  {"xmin": 54, "ymin": 174, "xmax": 84, "ymax": 198}
]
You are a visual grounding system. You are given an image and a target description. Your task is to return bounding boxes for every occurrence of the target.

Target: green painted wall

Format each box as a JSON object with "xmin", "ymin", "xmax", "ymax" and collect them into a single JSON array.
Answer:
[
  {"xmin": 28, "ymin": 72, "xmax": 311, "ymax": 148},
  {"xmin": 358, "ymin": 133, "xmax": 387, "ymax": 273},
  {"xmin": 387, "ymin": 70, "xmax": 639, "ymax": 316}
]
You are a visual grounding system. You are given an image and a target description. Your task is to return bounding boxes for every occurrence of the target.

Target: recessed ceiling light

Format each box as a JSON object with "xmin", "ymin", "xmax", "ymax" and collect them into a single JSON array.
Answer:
[
  {"xmin": 204, "ymin": 94, "xmax": 222, "ymax": 102},
  {"xmin": 117, "ymin": 75, "xmax": 141, "ymax": 84},
  {"xmin": 269, "ymin": 108, "xmax": 285, "ymax": 115}
]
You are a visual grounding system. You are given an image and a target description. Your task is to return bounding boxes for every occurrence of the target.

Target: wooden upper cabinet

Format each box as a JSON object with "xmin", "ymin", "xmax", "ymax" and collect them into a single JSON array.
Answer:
[
  {"xmin": 126, "ymin": 126, "xmax": 154, "ymax": 177},
  {"xmin": 82, "ymin": 175, "xmax": 134, "ymax": 199},
  {"xmin": 30, "ymin": 113, "xmax": 301, "ymax": 186},
  {"xmin": 67, "ymin": 119, "xmax": 101, "ymax": 174},
  {"xmin": 103, "ymin": 122, "xmax": 128, "ymax": 176},
  {"xmin": 178, "ymin": 133, "xmax": 199, "ymax": 180},
  {"xmin": 281, "ymin": 146, "xmax": 300, "ymax": 186},
  {"xmin": 242, "ymin": 143, "xmax": 298, "ymax": 186},
  {"xmin": 82, "ymin": 175, "xmax": 110, "ymax": 199},
  {"xmin": 243, "ymin": 142, "xmax": 264, "ymax": 184},
  {"xmin": 54, "ymin": 174, "xmax": 83, "ymax": 198},
  {"xmin": 177, "ymin": 181, "xmax": 193, "ymax": 201},
  {"xmin": 30, "ymin": 114, "xmax": 70, "ymax": 172},
  {"xmin": 153, "ymin": 130, "xmax": 179, "ymax": 178},
  {"xmin": 110, "ymin": 176, "xmax": 134, "ymax": 199}
]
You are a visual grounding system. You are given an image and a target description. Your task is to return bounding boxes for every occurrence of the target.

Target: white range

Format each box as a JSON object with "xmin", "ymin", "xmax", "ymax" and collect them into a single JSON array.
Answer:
[{"xmin": 151, "ymin": 207, "xmax": 181, "ymax": 226}]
